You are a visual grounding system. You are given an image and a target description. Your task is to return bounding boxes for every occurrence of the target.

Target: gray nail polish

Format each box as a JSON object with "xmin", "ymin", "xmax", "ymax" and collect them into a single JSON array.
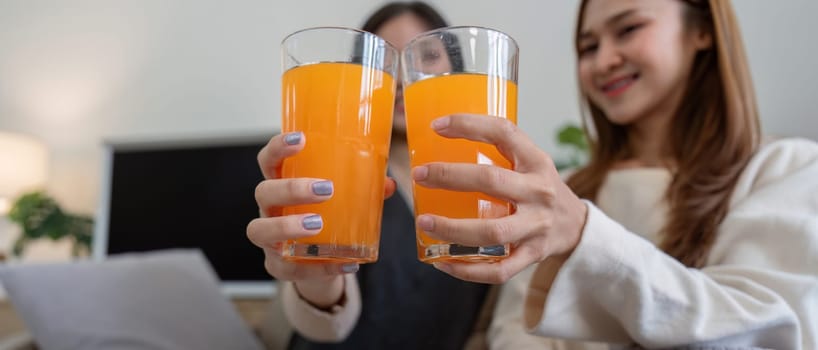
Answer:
[
  {"xmin": 302, "ymin": 215, "xmax": 323, "ymax": 230},
  {"xmin": 284, "ymin": 132, "xmax": 302, "ymax": 145},
  {"xmin": 312, "ymin": 181, "xmax": 333, "ymax": 196},
  {"xmin": 341, "ymin": 264, "xmax": 359, "ymax": 273}
]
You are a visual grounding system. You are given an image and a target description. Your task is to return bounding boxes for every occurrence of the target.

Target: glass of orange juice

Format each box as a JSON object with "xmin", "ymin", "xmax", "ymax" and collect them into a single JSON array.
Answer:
[
  {"xmin": 402, "ymin": 26, "xmax": 519, "ymax": 263},
  {"xmin": 279, "ymin": 27, "xmax": 398, "ymax": 263}
]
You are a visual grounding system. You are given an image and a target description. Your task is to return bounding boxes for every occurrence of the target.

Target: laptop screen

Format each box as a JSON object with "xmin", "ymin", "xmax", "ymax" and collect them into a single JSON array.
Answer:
[{"xmin": 93, "ymin": 134, "xmax": 275, "ymax": 296}]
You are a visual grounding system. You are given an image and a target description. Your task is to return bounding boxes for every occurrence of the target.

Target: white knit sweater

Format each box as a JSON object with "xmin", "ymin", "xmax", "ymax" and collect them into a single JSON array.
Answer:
[{"xmin": 489, "ymin": 138, "xmax": 818, "ymax": 349}]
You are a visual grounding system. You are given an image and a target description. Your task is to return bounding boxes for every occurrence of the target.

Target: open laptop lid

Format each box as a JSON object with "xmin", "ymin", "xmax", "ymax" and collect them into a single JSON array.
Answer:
[{"xmin": 93, "ymin": 132, "xmax": 276, "ymax": 298}]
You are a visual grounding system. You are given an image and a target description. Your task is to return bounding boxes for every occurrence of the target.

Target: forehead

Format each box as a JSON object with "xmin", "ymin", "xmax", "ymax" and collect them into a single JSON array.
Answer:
[
  {"xmin": 581, "ymin": 0, "xmax": 665, "ymax": 32},
  {"xmin": 375, "ymin": 13, "xmax": 431, "ymax": 50}
]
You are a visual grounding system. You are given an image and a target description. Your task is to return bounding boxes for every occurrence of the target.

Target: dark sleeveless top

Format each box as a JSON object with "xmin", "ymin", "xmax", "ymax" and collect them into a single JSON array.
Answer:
[{"xmin": 288, "ymin": 189, "xmax": 490, "ymax": 350}]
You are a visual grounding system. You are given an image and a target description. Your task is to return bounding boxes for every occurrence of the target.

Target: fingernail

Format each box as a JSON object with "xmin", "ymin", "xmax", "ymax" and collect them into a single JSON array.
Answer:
[
  {"xmin": 302, "ymin": 215, "xmax": 323, "ymax": 230},
  {"xmin": 412, "ymin": 166, "xmax": 428, "ymax": 181},
  {"xmin": 341, "ymin": 263, "xmax": 359, "ymax": 273},
  {"xmin": 284, "ymin": 132, "xmax": 302, "ymax": 145},
  {"xmin": 417, "ymin": 215, "xmax": 434, "ymax": 231},
  {"xmin": 431, "ymin": 116, "xmax": 450, "ymax": 130},
  {"xmin": 311, "ymin": 181, "xmax": 333, "ymax": 196}
]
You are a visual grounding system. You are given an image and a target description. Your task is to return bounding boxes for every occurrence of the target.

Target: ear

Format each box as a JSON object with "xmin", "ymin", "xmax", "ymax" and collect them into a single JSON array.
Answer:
[{"xmin": 692, "ymin": 28, "xmax": 713, "ymax": 51}]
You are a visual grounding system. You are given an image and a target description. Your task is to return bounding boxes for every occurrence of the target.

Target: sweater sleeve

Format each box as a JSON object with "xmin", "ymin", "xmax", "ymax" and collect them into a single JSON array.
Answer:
[
  {"xmin": 280, "ymin": 273, "xmax": 362, "ymax": 342},
  {"xmin": 525, "ymin": 138, "xmax": 818, "ymax": 349},
  {"xmin": 489, "ymin": 265, "xmax": 608, "ymax": 350}
]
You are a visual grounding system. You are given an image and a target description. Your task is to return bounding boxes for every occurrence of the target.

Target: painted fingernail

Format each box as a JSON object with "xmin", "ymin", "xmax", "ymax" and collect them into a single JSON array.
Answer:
[
  {"xmin": 311, "ymin": 180, "xmax": 333, "ymax": 196},
  {"xmin": 341, "ymin": 263, "xmax": 359, "ymax": 273},
  {"xmin": 284, "ymin": 132, "xmax": 302, "ymax": 145},
  {"xmin": 431, "ymin": 116, "xmax": 450, "ymax": 130},
  {"xmin": 417, "ymin": 215, "xmax": 434, "ymax": 231},
  {"xmin": 412, "ymin": 166, "xmax": 428, "ymax": 181},
  {"xmin": 302, "ymin": 215, "xmax": 323, "ymax": 230}
]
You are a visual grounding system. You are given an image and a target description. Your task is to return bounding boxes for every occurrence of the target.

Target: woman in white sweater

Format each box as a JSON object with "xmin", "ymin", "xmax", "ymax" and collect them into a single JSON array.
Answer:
[{"xmin": 409, "ymin": 0, "xmax": 818, "ymax": 348}]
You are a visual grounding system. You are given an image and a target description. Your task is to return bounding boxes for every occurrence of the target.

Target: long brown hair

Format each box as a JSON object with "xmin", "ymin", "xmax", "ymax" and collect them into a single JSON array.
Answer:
[{"xmin": 566, "ymin": 0, "xmax": 761, "ymax": 267}]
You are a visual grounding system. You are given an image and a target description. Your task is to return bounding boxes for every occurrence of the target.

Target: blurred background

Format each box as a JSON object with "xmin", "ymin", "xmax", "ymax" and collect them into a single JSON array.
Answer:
[{"xmin": 0, "ymin": 0, "xmax": 816, "ymax": 260}]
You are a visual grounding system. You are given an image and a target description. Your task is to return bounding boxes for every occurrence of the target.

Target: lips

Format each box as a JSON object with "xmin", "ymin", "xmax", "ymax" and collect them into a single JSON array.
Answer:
[{"xmin": 600, "ymin": 73, "xmax": 639, "ymax": 97}]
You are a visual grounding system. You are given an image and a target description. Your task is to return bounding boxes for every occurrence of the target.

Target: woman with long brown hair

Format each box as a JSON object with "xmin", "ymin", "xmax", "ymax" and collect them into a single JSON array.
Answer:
[{"xmin": 403, "ymin": 0, "xmax": 817, "ymax": 348}]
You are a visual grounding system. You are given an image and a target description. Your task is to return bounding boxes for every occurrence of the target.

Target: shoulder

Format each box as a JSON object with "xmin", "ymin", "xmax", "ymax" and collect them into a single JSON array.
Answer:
[
  {"xmin": 748, "ymin": 137, "xmax": 818, "ymax": 175},
  {"xmin": 731, "ymin": 137, "xmax": 818, "ymax": 206}
]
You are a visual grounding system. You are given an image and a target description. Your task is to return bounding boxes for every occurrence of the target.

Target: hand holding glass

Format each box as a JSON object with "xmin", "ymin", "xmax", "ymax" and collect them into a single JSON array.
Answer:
[
  {"xmin": 279, "ymin": 27, "xmax": 398, "ymax": 263},
  {"xmin": 402, "ymin": 26, "xmax": 519, "ymax": 263}
]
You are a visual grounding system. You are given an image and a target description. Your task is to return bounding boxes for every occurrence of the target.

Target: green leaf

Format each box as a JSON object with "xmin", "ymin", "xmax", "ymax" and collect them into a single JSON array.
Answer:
[
  {"xmin": 8, "ymin": 191, "xmax": 95, "ymax": 257},
  {"xmin": 557, "ymin": 125, "xmax": 588, "ymax": 151}
]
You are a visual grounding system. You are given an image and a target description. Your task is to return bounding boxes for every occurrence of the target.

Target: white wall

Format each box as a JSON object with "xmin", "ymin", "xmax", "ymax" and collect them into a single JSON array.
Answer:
[{"xmin": 1, "ymin": 0, "xmax": 816, "ymax": 221}]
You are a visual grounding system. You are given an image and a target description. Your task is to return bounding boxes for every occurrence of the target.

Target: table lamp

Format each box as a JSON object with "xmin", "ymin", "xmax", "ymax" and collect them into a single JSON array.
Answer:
[{"xmin": 0, "ymin": 131, "xmax": 48, "ymax": 259}]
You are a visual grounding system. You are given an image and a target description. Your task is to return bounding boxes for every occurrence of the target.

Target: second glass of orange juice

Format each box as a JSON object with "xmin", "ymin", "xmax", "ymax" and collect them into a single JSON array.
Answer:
[
  {"xmin": 279, "ymin": 27, "xmax": 398, "ymax": 263},
  {"xmin": 402, "ymin": 26, "xmax": 519, "ymax": 263}
]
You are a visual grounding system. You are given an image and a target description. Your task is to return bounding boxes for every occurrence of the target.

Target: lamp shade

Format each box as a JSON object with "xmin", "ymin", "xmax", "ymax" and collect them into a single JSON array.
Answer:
[{"xmin": 0, "ymin": 131, "xmax": 49, "ymax": 214}]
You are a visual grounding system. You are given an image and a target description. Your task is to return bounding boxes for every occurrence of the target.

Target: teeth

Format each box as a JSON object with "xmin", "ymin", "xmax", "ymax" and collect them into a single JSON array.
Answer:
[
  {"xmin": 603, "ymin": 74, "xmax": 637, "ymax": 92},
  {"xmin": 609, "ymin": 79, "xmax": 630, "ymax": 90}
]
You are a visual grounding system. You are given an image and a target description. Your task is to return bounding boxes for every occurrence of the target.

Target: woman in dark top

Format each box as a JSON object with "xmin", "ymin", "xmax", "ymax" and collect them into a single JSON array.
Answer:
[{"xmin": 248, "ymin": 3, "xmax": 491, "ymax": 349}]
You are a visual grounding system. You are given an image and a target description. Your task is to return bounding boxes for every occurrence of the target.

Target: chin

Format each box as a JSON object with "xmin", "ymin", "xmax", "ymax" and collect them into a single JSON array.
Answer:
[
  {"xmin": 392, "ymin": 114, "xmax": 406, "ymax": 132},
  {"xmin": 603, "ymin": 112, "xmax": 639, "ymax": 126},
  {"xmin": 592, "ymin": 99, "xmax": 643, "ymax": 126}
]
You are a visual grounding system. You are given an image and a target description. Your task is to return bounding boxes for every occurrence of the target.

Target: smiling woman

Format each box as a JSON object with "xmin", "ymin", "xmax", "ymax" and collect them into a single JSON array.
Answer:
[{"xmin": 407, "ymin": 0, "xmax": 818, "ymax": 348}]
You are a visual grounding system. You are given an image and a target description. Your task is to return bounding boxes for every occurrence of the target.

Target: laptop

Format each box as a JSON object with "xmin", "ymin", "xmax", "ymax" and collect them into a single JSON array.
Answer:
[{"xmin": 93, "ymin": 132, "xmax": 276, "ymax": 297}]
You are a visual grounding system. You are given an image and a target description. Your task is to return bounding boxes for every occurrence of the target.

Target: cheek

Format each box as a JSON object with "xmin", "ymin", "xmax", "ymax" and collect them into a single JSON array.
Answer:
[
  {"xmin": 577, "ymin": 61, "xmax": 595, "ymax": 96},
  {"xmin": 627, "ymin": 29, "xmax": 686, "ymax": 81},
  {"xmin": 434, "ymin": 59, "xmax": 452, "ymax": 74}
]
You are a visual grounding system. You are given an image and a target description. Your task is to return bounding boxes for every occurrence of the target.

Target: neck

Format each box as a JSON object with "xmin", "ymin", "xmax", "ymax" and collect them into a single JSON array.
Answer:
[
  {"xmin": 389, "ymin": 134, "xmax": 409, "ymax": 168},
  {"xmin": 625, "ymin": 113, "xmax": 673, "ymax": 168},
  {"xmin": 388, "ymin": 134, "xmax": 413, "ymax": 207},
  {"xmin": 623, "ymin": 77, "xmax": 691, "ymax": 168}
]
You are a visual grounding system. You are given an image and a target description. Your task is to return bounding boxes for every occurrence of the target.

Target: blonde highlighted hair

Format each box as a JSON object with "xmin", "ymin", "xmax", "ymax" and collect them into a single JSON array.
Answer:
[{"xmin": 567, "ymin": 0, "xmax": 761, "ymax": 267}]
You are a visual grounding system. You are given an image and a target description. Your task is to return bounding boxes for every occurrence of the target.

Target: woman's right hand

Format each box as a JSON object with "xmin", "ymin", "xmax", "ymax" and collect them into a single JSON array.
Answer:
[{"xmin": 247, "ymin": 132, "xmax": 356, "ymax": 308}]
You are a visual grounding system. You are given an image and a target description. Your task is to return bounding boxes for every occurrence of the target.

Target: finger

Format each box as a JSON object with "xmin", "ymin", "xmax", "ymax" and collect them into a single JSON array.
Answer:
[
  {"xmin": 432, "ymin": 115, "xmax": 551, "ymax": 172},
  {"xmin": 416, "ymin": 214, "xmax": 528, "ymax": 247},
  {"xmin": 255, "ymin": 178, "xmax": 333, "ymax": 214},
  {"xmin": 384, "ymin": 177, "xmax": 397, "ymax": 199},
  {"xmin": 257, "ymin": 132, "xmax": 305, "ymax": 179},
  {"xmin": 412, "ymin": 162, "xmax": 526, "ymax": 203},
  {"xmin": 262, "ymin": 248, "xmax": 359, "ymax": 280},
  {"xmin": 432, "ymin": 245, "xmax": 537, "ymax": 284},
  {"xmin": 247, "ymin": 214, "xmax": 323, "ymax": 248}
]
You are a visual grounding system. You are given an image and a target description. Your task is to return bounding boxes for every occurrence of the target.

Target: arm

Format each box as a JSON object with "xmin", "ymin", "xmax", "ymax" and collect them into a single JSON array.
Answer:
[
  {"xmin": 526, "ymin": 139, "xmax": 818, "ymax": 349},
  {"xmin": 280, "ymin": 274, "xmax": 362, "ymax": 342},
  {"xmin": 489, "ymin": 266, "xmax": 608, "ymax": 350},
  {"xmin": 248, "ymin": 132, "xmax": 390, "ymax": 343}
]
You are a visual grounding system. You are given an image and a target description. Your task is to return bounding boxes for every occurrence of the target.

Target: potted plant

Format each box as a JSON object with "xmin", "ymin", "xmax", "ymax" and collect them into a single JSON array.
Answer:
[
  {"xmin": 554, "ymin": 123, "xmax": 589, "ymax": 171},
  {"xmin": 7, "ymin": 191, "xmax": 93, "ymax": 257}
]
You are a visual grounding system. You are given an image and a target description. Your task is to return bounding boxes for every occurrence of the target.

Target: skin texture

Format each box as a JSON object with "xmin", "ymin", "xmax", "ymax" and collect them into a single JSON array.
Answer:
[{"xmin": 577, "ymin": 0, "xmax": 712, "ymax": 166}]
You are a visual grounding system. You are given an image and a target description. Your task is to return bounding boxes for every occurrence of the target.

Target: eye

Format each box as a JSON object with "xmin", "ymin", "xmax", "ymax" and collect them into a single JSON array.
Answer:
[
  {"xmin": 578, "ymin": 43, "xmax": 598, "ymax": 57},
  {"xmin": 618, "ymin": 23, "xmax": 644, "ymax": 37},
  {"xmin": 421, "ymin": 50, "xmax": 441, "ymax": 64}
]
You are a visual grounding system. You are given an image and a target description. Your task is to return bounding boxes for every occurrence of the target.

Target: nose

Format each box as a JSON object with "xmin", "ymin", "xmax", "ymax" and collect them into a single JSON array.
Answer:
[{"xmin": 594, "ymin": 39, "xmax": 624, "ymax": 74}]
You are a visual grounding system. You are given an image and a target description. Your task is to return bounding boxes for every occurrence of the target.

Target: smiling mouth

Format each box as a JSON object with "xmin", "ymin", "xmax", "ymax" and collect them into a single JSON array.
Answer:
[{"xmin": 600, "ymin": 73, "xmax": 639, "ymax": 97}]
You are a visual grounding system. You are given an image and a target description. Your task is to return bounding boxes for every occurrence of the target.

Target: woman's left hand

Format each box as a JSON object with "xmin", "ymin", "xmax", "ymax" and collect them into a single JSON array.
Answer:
[{"xmin": 413, "ymin": 114, "xmax": 589, "ymax": 284}]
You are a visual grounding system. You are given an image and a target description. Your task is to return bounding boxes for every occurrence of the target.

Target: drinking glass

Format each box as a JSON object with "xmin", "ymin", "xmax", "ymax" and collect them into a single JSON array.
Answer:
[{"xmin": 402, "ymin": 26, "xmax": 519, "ymax": 263}]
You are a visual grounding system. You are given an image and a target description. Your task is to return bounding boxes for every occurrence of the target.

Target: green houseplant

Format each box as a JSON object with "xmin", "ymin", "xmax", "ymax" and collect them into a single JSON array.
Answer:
[
  {"xmin": 554, "ymin": 123, "xmax": 589, "ymax": 171},
  {"xmin": 7, "ymin": 191, "xmax": 93, "ymax": 257}
]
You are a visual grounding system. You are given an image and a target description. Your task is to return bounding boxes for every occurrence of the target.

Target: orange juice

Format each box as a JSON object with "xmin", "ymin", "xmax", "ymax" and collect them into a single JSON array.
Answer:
[
  {"xmin": 404, "ymin": 73, "xmax": 517, "ymax": 262},
  {"xmin": 280, "ymin": 62, "xmax": 395, "ymax": 263}
]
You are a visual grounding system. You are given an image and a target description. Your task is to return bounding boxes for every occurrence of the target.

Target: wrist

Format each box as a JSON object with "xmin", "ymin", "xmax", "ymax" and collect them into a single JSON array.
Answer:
[
  {"xmin": 293, "ymin": 275, "xmax": 346, "ymax": 310},
  {"xmin": 555, "ymin": 187, "xmax": 588, "ymax": 260}
]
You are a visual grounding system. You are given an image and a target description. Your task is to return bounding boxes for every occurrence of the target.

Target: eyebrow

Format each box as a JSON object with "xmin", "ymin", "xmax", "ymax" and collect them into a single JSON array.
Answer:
[{"xmin": 579, "ymin": 9, "xmax": 638, "ymax": 40}]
